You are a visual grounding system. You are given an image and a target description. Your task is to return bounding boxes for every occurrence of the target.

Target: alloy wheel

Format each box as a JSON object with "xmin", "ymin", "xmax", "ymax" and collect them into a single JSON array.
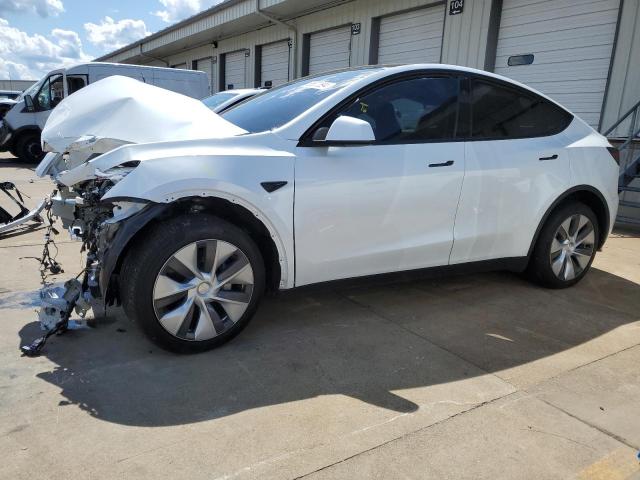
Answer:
[
  {"xmin": 549, "ymin": 214, "xmax": 595, "ymax": 281},
  {"xmin": 152, "ymin": 239, "xmax": 254, "ymax": 341}
]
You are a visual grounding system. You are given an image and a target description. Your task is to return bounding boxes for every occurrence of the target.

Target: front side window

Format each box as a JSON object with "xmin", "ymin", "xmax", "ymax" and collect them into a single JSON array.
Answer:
[
  {"xmin": 335, "ymin": 76, "xmax": 460, "ymax": 142},
  {"xmin": 471, "ymin": 79, "xmax": 572, "ymax": 139},
  {"xmin": 35, "ymin": 74, "xmax": 63, "ymax": 111}
]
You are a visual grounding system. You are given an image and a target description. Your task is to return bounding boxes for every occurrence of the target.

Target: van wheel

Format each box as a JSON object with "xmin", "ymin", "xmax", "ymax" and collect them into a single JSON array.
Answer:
[
  {"xmin": 527, "ymin": 202, "xmax": 599, "ymax": 289},
  {"xmin": 16, "ymin": 132, "xmax": 45, "ymax": 164},
  {"xmin": 121, "ymin": 214, "xmax": 265, "ymax": 353}
]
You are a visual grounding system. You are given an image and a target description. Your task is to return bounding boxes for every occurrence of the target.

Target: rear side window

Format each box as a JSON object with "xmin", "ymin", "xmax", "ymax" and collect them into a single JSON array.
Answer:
[{"xmin": 470, "ymin": 79, "xmax": 572, "ymax": 140}]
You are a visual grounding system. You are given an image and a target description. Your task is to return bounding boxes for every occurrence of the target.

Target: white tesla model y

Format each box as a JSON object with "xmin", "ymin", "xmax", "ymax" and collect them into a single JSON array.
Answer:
[{"xmin": 37, "ymin": 65, "xmax": 619, "ymax": 352}]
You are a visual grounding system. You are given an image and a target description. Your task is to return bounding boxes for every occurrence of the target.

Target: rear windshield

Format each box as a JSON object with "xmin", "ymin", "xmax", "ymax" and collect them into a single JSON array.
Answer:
[{"xmin": 222, "ymin": 68, "xmax": 384, "ymax": 133}]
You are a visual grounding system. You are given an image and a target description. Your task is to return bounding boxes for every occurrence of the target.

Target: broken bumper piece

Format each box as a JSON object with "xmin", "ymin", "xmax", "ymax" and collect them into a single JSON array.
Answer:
[{"xmin": 21, "ymin": 279, "xmax": 85, "ymax": 356}]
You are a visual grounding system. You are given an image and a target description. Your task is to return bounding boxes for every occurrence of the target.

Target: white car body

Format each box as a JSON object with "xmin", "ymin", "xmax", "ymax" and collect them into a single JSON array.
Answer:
[
  {"xmin": 202, "ymin": 88, "xmax": 264, "ymax": 113},
  {"xmin": 39, "ymin": 64, "xmax": 618, "ymax": 301}
]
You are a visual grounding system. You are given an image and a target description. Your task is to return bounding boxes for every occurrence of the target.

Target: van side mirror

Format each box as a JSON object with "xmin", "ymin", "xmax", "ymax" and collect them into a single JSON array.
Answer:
[
  {"xmin": 24, "ymin": 94, "xmax": 35, "ymax": 112},
  {"xmin": 321, "ymin": 116, "xmax": 376, "ymax": 145}
]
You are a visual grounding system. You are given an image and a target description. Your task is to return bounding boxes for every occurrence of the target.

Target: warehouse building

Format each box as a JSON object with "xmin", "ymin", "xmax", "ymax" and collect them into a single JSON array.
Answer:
[
  {"xmin": 97, "ymin": 0, "xmax": 639, "ymax": 135},
  {"xmin": 0, "ymin": 80, "xmax": 36, "ymax": 91}
]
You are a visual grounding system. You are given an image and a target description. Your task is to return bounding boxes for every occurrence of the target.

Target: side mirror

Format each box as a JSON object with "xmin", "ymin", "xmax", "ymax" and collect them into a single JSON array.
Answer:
[
  {"xmin": 322, "ymin": 116, "xmax": 375, "ymax": 144},
  {"xmin": 24, "ymin": 94, "xmax": 35, "ymax": 112}
]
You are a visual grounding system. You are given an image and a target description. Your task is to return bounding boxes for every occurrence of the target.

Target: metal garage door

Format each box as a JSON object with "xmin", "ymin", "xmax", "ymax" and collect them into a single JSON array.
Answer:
[
  {"xmin": 309, "ymin": 26, "xmax": 352, "ymax": 75},
  {"xmin": 377, "ymin": 5, "xmax": 445, "ymax": 64},
  {"xmin": 495, "ymin": 0, "xmax": 620, "ymax": 128},
  {"xmin": 224, "ymin": 50, "xmax": 247, "ymax": 90},
  {"xmin": 194, "ymin": 57, "xmax": 213, "ymax": 93},
  {"xmin": 260, "ymin": 40, "xmax": 290, "ymax": 87}
]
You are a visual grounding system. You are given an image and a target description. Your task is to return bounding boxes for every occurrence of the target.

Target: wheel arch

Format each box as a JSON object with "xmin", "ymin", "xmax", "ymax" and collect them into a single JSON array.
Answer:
[
  {"xmin": 103, "ymin": 196, "xmax": 285, "ymax": 305},
  {"xmin": 7, "ymin": 125, "xmax": 40, "ymax": 150},
  {"xmin": 527, "ymin": 185, "xmax": 611, "ymax": 258}
]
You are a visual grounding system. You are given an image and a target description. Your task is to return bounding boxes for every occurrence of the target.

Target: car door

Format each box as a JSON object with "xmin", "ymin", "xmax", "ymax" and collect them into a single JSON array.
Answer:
[
  {"xmin": 449, "ymin": 77, "xmax": 572, "ymax": 264},
  {"xmin": 294, "ymin": 74, "xmax": 466, "ymax": 286},
  {"xmin": 33, "ymin": 73, "xmax": 64, "ymax": 129}
]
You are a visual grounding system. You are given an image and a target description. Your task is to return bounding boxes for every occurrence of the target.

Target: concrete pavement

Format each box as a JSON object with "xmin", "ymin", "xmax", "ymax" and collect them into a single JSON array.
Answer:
[{"xmin": 0, "ymin": 152, "xmax": 639, "ymax": 479}]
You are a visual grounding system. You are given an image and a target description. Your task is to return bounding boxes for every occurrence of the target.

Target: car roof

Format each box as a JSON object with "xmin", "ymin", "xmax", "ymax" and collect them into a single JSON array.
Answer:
[
  {"xmin": 365, "ymin": 63, "xmax": 569, "ymax": 111},
  {"xmin": 223, "ymin": 88, "xmax": 263, "ymax": 95}
]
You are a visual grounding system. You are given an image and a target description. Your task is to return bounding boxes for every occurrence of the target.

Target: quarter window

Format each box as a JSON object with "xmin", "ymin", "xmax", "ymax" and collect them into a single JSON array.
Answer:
[
  {"xmin": 470, "ymin": 79, "xmax": 572, "ymax": 139},
  {"xmin": 336, "ymin": 76, "xmax": 460, "ymax": 142}
]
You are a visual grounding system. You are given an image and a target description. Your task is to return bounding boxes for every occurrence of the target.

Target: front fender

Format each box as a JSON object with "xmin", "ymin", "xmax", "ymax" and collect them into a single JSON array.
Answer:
[
  {"xmin": 99, "ymin": 203, "xmax": 169, "ymax": 303},
  {"xmin": 101, "ymin": 153, "xmax": 296, "ymax": 290}
]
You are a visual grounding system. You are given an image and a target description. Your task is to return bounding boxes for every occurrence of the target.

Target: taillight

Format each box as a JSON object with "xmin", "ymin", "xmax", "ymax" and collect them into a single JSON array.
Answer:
[{"xmin": 607, "ymin": 147, "xmax": 620, "ymax": 165}]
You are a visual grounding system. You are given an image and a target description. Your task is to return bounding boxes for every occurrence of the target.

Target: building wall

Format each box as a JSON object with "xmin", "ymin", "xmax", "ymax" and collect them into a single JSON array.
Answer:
[
  {"xmin": 129, "ymin": 0, "xmax": 493, "ymax": 92},
  {"xmin": 103, "ymin": 0, "xmax": 639, "ymax": 137},
  {"xmin": 441, "ymin": 0, "xmax": 493, "ymax": 69},
  {"xmin": 0, "ymin": 80, "xmax": 36, "ymax": 91},
  {"xmin": 601, "ymin": 0, "xmax": 640, "ymax": 137}
]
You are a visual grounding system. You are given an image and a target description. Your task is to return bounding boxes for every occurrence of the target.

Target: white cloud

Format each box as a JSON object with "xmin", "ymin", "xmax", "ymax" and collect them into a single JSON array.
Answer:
[
  {"xmin": 84, "ymin": 16, "xmax": 150, "ymax": 52},
  {"xmin": 153, "ymin": 0, "xmax": 222, "ymax": 23},
  {"xmin": 0, "ymin": 0, "xmax": 64, "ymax": 17},
  {"xmin": 0, "ymin": 17, "xmax": 90, "ymax": 79}
]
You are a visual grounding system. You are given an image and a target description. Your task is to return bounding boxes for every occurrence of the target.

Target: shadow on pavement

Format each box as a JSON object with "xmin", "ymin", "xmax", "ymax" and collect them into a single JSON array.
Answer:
[{"xmin": 18, "ymin": 258, "xmax": 640, "ymax": 427}]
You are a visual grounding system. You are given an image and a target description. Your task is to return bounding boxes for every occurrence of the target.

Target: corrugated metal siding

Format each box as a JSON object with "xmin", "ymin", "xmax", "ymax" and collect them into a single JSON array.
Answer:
[
  {"xmin": 495, "ymin": 0, "xmax": 620, "ymax": 129},
  {"xmin": 377, "ymin": 5, "xmax": 445, "ymax": 64},
  {"xmin": 309, "ymin": 26, "xmax": 352, "ymax": 74},
  {"xmin": 143, "ymin": 0, "xmax": 255, "ymax": 52},
  {"xmin": 100, "ymin": 0, "xmax": 491, "ymax": 78},
  {"xmin": 261, "ymin": 40, "xmax": 290, "ymax": 86},
  {"xmin": 441, "ymin": 0, "xmax": 492, "ymax": 69},
  {"xmin": 601, "ymin": 0, "xmax": 640, "ymax": 136}
]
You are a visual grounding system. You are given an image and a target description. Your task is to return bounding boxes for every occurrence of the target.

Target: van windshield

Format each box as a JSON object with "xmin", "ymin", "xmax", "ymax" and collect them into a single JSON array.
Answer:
[
  {"xmin": 18, "ymin": 76, "xmax": 46, "ymax": 100},
  {"xmin": 221, "ymin": 68, "xmax": 384, "ymax": 133}
]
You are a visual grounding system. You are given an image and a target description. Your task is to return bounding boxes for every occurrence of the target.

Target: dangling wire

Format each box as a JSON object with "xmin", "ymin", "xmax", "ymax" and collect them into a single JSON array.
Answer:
[{"xmin": 20, "ymin": 201, "xmax": 64, "ymax": 287}]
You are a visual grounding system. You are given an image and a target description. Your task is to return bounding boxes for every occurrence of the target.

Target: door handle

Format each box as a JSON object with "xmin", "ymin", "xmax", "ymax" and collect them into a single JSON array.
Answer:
[
  {"xmin": 429, "ymin": 160, "xmax": 454, "ymax": 168},
  {"xmin": 539, "ymin": 154, "xmax": 558, "ymax": 161}
]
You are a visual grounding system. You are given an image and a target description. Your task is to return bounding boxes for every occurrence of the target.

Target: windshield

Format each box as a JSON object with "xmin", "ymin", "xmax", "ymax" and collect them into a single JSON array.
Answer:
[
  {"xmin": 222, "ymin": 68, "xmax": 384, "ymax": 133},
  {"xmin": 19, "ymin": 76, "xmax": 46, "ymax": 100},
  {"xmin": 202, "ymin": 92, "xmax": 237, "ymax": 109}
]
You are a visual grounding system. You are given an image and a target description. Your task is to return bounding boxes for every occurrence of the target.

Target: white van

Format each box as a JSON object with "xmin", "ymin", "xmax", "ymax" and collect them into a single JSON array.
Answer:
[{"xmin": 0, "ymin": 63, "xmax": 209, "ymax": 163}]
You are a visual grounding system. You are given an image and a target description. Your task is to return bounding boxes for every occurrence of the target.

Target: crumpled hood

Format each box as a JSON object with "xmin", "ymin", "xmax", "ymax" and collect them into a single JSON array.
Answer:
[
  {"xmin": 41, "ymin": 75, "xmax": 246, "ymax": 156},
  {"xmin": 55, "ymin": 131, "xmax": 290, "ymax": 187}
]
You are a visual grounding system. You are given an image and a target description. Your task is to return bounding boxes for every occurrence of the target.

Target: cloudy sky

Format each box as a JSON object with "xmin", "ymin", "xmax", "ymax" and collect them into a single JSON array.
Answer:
[{"xmin": 0, "ymin": 0, "xmax": 224, "ymax": 80}]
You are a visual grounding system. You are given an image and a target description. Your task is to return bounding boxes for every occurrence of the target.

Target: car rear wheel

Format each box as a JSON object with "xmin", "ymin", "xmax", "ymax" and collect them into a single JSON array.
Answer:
[
  {"xmin": 527, "ymin": 202, "xmax": 599, "ymax": 289},
  {"xmin": 15, "ymin": 132, "xmax": 45, "ymax": 164},
  {"xmin": 121, "ymin": 214, "xmax": 265, "ymax": 353}
]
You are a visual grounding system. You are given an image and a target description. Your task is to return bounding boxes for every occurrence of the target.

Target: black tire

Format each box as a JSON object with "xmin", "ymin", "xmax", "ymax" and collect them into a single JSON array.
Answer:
[
  {"xmin": 120, "ymin": 214, "xmax": 265, "ymax": 353},
  {"xmin": 527, "ymin": 202, "xmax": 599, "ymax": 289},
  {"xmin": 15, "ymin": 132, "xmax": 45, "ymax": 164}
]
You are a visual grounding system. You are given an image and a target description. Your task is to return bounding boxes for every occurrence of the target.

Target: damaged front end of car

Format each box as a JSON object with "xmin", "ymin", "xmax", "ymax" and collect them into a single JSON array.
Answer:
[
  {"xmin": 22, "ymin": 75, "xmax": 247, "ymax": 355},
  {"xmin": 22, "ymin": 151, "xmax": 151, "ymax": 355}
]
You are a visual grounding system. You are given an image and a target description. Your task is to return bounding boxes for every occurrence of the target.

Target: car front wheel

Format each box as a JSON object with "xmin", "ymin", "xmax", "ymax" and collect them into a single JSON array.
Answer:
[
  {"xmin": 121, "ymin": 214, "xmax": 265, "ymax": 353},
  {"xmin": 527, "ymin": 202, "xmax": 599, "ymax": 289},
  {"xmin": 16, "ymin": 132, "xmax": 45, "ymax": 164}
]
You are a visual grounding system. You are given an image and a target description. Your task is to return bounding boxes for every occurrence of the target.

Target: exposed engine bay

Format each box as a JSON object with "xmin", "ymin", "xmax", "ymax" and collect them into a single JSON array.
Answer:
[{"xmin": 22, "ymin": 76, "xmax": 247, "ymax": 355}]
